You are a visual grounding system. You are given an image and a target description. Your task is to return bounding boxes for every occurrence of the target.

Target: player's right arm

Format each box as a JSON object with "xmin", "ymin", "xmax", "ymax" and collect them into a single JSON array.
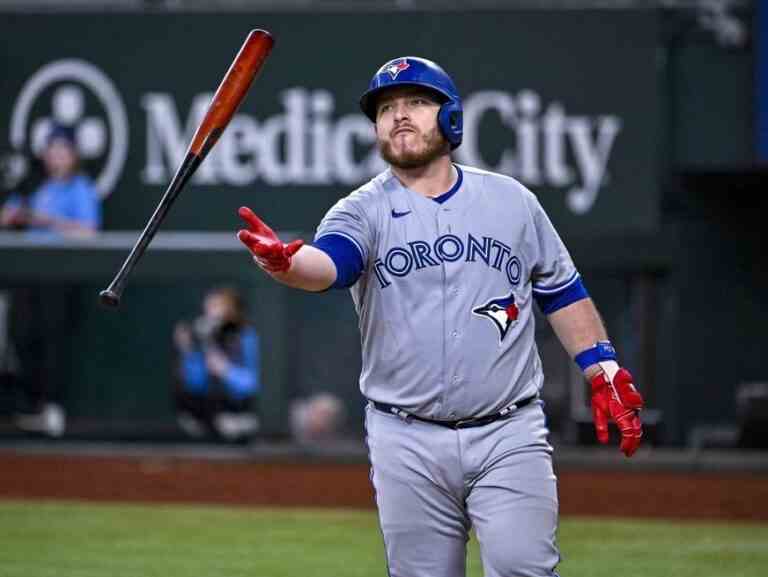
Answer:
[
  {"xmin": 269, "ymin": 245, "xmax": 337, "ymax": 291},
  {"xmin": 239, "ymin": 187, "xmax": 372, "ymax": 293},
  {"xmin": 237, "ymin": 206, "xmax": 337, "ymax": 292}
]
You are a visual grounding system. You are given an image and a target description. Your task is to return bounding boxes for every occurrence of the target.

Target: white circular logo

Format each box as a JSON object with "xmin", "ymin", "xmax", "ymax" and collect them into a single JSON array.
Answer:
[{"xmin": 10, "ymin": 59, "xmax": 128, "ymax": 199}]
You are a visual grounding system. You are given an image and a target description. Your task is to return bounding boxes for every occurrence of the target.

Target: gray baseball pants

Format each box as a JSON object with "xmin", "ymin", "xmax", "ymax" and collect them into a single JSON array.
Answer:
[{"xmin": 365, "ymin": 400, "xmax": 560, "ymax": 577}]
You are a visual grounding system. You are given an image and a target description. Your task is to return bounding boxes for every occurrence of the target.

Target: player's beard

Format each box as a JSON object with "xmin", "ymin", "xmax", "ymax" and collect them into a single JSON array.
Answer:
[{"xmin": 378, "ymin": 125, "xmax": 450, "ymax": 169}]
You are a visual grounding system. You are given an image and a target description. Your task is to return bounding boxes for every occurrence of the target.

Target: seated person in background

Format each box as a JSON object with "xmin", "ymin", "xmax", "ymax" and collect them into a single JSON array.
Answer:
[
  {"xmin": 173, "ymin": 286, "xmax": 261, "ymax": 442},
  {"xmin": 290, "ymin": 392, "xmax": 346, "ymax": 442},
  {"xmin": 0, "ymin": 123, "xmax": 100, "ymax": 236},
  {"xmin": 1, "ymin": 123, "xmax": 102, "ymax": 437}
]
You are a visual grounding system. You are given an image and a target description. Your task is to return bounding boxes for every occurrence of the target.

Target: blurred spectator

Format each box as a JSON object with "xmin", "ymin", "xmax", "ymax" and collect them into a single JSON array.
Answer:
[
  {"xmin": 0, "ymin": 123, "xmax": 100, "ymax": 236},
  {"xmin": 290, "ymin": 392, "xmax": 346, "ymax": 442},
  {"xmin": 173, "ymin": 286, "xmax": 261, "ymax": 442},
  {"xmin": 1, "ymin": 123, "xmax": 102, "ymax": 437}
]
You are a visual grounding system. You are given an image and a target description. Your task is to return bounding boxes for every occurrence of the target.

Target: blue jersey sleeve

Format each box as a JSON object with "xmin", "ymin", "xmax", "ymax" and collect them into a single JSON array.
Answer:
[
  {"xmin": 314, "ymin": 187, "xmax": 374, "ymax": 266},
  {"xmin": 522, "ymin": 189, "xmax": 579, "ymax": 295},
  {"xmin": 534, "ymin": 275, "xmax": 589, "ymax": 315},
  {"xmin": 313, "ymin": 233, "xmax": 365, "ymax": 289}
]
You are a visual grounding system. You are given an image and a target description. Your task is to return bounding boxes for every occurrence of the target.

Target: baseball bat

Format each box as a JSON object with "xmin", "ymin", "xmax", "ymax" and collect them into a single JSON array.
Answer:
[{"xmin": 99, "ymin": 29, "xmax": 275, "ymax": 308}]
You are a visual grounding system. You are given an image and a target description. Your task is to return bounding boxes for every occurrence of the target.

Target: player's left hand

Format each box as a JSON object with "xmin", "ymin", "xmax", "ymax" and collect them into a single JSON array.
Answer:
[
  {"xmin": 590, "ymin": 367, "xmax": 644, "ymax": 457},
  {"xmin": 237, "ymin": 206, "xmax": 304, "ymax": 273}
]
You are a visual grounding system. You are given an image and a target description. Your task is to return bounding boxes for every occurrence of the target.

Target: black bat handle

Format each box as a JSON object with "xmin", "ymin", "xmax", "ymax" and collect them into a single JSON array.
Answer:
[{"xmin": 99, "ymin": 152, "xmax": 201, "ymax": 308}]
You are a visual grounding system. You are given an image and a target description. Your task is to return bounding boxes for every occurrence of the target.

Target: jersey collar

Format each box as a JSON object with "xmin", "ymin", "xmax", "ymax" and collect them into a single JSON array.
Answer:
[{"xmin": 431, "ymin": 164, "xmax": 463, "ymax": 205}]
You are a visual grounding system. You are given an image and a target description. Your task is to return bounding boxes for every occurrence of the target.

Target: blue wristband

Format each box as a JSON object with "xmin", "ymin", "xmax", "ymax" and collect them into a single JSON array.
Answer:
[{"xmin": 574, "ymin": 341, "xmax": 617, "ymax": 371}]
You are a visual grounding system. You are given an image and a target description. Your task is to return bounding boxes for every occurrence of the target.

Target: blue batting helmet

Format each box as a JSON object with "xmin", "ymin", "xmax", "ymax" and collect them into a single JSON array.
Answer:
[{"xmin": 360, "ymin": 56, "xmax": 463, "ymax": 149}]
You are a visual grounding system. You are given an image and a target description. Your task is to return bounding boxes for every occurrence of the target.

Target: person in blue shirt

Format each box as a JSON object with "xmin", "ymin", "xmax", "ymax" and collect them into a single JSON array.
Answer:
[
  {"xmin": 1, "ymin": 123, "xmax": 102, "ymax": 437},
  {"xmin": 0, "ymin": 123, "xmax": 100, "ymax": 235},
  {"xmin": 172, "ymin": 286, "xmax": 261, "ymax": 442}
]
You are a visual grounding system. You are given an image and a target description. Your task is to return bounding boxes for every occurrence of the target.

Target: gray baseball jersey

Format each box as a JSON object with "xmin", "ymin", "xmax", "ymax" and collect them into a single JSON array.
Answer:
[{"xmin": 315, "ymin": 164, "xmax": 579, "ymax": 420}]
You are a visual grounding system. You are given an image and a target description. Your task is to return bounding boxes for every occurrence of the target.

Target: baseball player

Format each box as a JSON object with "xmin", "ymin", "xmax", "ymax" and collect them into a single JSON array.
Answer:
[{"xmin": 237, "ymin": 57, "xmax": 643, "ymax": 577}]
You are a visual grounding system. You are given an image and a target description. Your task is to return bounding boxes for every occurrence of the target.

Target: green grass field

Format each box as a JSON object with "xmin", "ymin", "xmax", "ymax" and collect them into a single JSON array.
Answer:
[{"xmin": 0, "ymin": 500, "xmax": 766, "ymax": 577}]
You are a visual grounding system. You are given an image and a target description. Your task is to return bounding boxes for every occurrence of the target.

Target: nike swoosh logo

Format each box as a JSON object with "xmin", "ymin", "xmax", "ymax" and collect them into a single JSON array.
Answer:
[{"xmin": 391, "ymin": 209, "xmax": 412, "ymax": 218}]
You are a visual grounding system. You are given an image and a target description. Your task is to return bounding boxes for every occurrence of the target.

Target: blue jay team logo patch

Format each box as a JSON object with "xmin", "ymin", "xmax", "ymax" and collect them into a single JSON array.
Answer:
[
  {"xmin": 385, "ymin": 59, "xmax": 410, "ymax": 79},
  {"xmin": 472, "ymin": 292, "xmax": 520, "ymax": 341}
]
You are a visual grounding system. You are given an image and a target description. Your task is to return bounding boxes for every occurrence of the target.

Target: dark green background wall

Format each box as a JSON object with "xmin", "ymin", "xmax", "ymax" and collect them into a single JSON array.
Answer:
[{"xmin": 655, "ymin": 7, "xmax": 764, "ymax": 444}]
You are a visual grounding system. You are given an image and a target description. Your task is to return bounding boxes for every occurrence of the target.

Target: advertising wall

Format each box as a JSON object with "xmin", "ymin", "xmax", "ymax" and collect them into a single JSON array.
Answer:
[{"xmin": 1, "ymin": 10, "xmax": 660, "ymax": 239}]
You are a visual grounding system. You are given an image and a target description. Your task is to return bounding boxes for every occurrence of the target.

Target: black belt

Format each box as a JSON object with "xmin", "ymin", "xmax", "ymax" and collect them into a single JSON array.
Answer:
[{"xmin": 371, "ymin": 394, "xmax": 537, "ymax": 430}]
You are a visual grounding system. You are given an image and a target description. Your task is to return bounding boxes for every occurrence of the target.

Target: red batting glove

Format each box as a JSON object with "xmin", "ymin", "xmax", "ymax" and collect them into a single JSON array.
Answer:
[
  {"xmin": 590, "ymin": 368, "xmax": 644, "ymax": 457},
  {"xmin": 237, "ymin": 206, "xmax": 304, "ymax": 273}
]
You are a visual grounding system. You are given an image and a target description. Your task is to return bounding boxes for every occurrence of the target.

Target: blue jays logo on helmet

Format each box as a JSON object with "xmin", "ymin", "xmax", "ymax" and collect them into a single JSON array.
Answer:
[
  {"xmin": 385, "ymin": 59, "xmax": 410, "ymax": 80},
  {"xmin": 472, "ymin": 292, "xmax": 520, "ymax": 342},
  {"xmin": 359, "ymin": 56, "xmax": 463, "ymax": 149}
]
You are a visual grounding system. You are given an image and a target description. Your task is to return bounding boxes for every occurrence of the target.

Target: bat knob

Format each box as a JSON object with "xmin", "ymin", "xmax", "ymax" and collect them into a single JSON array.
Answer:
[{"xmin": 99, "ymin": 289, "xmax": 121, "ymax": 308}]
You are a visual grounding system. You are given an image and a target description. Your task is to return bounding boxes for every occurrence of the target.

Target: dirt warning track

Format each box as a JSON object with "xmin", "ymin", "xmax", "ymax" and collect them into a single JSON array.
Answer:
[{"xmin": 1, "ymin": 452, "xmax": 766, "ymax": 521}]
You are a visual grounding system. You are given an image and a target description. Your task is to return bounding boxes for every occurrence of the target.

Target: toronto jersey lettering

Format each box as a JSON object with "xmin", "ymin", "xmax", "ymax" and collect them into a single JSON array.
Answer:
[{"xmin": 314, "ymin": 164, "xmax": 583, "ymax": 420}]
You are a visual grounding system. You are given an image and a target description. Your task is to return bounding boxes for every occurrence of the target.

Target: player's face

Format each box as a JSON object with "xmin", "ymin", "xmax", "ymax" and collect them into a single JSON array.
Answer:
[{"xmin": 375, "ymin": 87, "xmax": 450, "ymax": 169}]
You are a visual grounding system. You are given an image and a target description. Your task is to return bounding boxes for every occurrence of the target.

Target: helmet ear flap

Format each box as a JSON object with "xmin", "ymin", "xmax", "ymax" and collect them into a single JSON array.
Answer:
[{"xmin": 438, "ymin": 101, "xmax": 463, "ymax": 149}]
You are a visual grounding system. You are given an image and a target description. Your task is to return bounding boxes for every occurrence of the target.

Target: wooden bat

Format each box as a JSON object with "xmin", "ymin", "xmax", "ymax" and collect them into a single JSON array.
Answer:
[{"xmin": 99, "ymin": 29, "xmax": 275, "ymax": 308}]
